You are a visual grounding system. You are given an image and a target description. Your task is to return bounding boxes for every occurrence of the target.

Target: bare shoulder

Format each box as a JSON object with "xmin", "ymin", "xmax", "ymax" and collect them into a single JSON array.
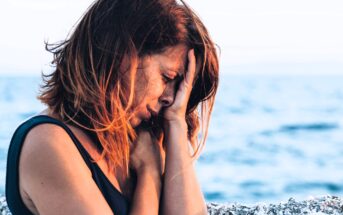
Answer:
[
  {"xmin": 19, "ymin": 123, "xmax": 91, "ymax": 179},
  {"xmin": 20, "ymin": 123, "xmax": 87, "ymax": 169},
  {"xmin": 19, "ymin": 123, "xmax": 113, "ymax": 215}
]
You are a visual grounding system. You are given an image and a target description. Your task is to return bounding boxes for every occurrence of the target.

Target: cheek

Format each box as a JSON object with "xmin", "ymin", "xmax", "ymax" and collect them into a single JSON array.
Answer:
[
  {"xmin": 133, "ymin": 78, "xmax": 165, "ymax": 107},
  {"xmin": 146, "ymin": 79, "xmax": 165, "ymax": 99}
]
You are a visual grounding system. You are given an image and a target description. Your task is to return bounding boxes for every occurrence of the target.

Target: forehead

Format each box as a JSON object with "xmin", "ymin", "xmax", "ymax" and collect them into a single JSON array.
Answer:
[{"xmin": 144, "ymin": 44, "xmax": 188, "ymax": 73}]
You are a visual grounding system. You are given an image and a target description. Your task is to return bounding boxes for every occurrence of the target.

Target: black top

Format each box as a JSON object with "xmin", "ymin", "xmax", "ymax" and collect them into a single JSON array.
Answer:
[{"xmin": 5, "ymin": 115, "xmax": 130, "ymax": 215}]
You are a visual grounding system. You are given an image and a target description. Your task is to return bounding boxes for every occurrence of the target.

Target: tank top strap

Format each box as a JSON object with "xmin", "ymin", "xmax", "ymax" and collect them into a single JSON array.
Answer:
[
  {"xmin": 26, "ymin": 115, "xmax": 95, "ymax": 168},
  {"xmin": 6, "ymin": 115, "xmax": 97, "ymax": 215},
  {"xmin": 6, "ymin": 114, "xmax": 130, "ymax": 215}
]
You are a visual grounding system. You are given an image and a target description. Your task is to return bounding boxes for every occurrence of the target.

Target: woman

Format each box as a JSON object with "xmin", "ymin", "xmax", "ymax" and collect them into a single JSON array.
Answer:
[{"xmin": 6, "ymin": 0, "xmax": 219, "ymax": 214}]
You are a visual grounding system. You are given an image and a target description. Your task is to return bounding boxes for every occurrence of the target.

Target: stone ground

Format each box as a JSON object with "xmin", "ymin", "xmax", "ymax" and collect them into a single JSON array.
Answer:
[
  {"xmin": 1, "ymin": 195, "xmax": 343, "ymax": 214},
  {"xmin": 207, "ymin": 196, "xmax": 343, "ymax": 215}
]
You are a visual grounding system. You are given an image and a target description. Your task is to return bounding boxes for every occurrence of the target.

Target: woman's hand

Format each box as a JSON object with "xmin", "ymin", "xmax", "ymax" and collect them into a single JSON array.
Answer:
[
  {"xmin": 163, "ymin": 49, "xmax": 197, "ymax": 123},
  {"xmin": 129, "ymin": 128, "xmax": 165, "ymax": 177}
]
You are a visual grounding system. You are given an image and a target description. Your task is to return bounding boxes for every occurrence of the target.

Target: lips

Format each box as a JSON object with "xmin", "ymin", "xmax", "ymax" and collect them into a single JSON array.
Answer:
[
  {"xmin": 147, "ymin": 106, "xmax": 158, "ymax": 118},
  {"xmin": 142, "ymin": 110, "xmax": 151, "ymax": 122},
  {"xmin": 146, "ymin": 110, "xmax": 152, "ymax": 119}
]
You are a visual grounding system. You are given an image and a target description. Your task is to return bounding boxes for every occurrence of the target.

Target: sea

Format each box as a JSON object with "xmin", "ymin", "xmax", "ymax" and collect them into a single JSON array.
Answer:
[{"xmin": 1, "ymin": 74, "xmax": 343, "ymax": 204}]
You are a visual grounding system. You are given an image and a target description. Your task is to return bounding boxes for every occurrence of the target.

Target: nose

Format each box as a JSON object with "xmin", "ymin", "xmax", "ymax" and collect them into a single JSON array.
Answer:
[{"xmin": 159, "ymin": 82, "xmax": 176, "ymax": 107}]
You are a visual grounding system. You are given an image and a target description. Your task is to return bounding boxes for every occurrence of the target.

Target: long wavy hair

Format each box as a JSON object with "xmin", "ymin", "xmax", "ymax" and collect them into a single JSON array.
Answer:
[{"xmin": 38, "ymin": 0, "xmax": 219, "ymax": 179}]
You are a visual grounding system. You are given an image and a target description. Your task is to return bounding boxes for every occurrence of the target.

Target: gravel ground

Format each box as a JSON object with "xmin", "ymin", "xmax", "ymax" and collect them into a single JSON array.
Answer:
[
  {"xmin": 1, "ymin": 195, "xmax": 343, "ymax": 214},
  {"xmin": 207, "ymin": 196, "xmax": 343, "ymax": 215}
]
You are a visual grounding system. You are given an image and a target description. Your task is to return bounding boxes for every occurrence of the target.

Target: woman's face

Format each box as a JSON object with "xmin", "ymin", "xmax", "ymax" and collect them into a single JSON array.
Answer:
[{"xmin": 128, "ymin": 44, "xmax": 188, "ymax": 128}]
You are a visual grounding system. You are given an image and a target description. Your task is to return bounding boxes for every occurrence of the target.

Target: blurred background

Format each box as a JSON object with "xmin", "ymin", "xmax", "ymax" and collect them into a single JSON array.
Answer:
[{"xmin": 1, "ymin": 0, "xmax": 343, "ymax": 204}]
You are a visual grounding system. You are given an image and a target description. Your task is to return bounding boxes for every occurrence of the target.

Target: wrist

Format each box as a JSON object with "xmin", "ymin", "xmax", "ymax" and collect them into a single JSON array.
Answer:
[
  {"xmin": 136, "ymin": 166, "xmax": 161, "ymax": 179},
  {"xmin": 136, "ymin": 168, "xmax": 162, "ymax": 190},
  {"xmin": 163, "ymin": 119, "xmax": 191, "ymax": 156},
  {"xmin": 164, "ymin": 118, "xmax": 187, "ymax": 130}
]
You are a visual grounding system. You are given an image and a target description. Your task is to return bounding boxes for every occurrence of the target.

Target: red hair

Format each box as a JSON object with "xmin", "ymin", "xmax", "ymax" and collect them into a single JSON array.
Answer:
[{"xmin": 38, "ymin": 0, "xmax": 219, "ymax": 179}]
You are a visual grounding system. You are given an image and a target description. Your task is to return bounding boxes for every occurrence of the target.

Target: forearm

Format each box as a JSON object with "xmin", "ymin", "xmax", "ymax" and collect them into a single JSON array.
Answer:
[
  {"xmin": 129, "ymin": 170, "xmax": 162, "ymax": 215},
  {"xmin": 161, "ymin": 120, "xmax": 207, "ymax": 215}
]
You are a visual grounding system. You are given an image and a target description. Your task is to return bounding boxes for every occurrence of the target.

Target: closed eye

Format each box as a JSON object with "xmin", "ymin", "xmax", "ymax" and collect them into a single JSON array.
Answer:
[{"xmin": 162, "ymin": 74, "xmax": 174, "ymax": 83}]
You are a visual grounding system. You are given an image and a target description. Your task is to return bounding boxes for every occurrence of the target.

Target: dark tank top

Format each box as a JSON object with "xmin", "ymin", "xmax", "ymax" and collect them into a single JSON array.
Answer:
[{"xmin": 5, "ymin": 115, "xmax": 130, "ymax": 215}]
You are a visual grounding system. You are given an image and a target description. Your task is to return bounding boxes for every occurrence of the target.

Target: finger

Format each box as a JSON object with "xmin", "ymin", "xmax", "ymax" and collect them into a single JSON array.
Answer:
[
  {"xmin": 184, "ymin": 49, "xmax": 196, "ymax": 93},
  {"xmin": 170, "ymin": 49, "xmax": 196, "ymax": 108}
]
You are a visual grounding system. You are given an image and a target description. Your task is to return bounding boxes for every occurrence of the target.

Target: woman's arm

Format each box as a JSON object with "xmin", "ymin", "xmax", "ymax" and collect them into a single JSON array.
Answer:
[
  {"xmin": 162, "ymin": 121, "xmax": 207, "ymax": 215},
  {"xmin": 161, "ymin": 49, "xmax": 207, "ymax": 215},
  {"xmin": 129, "ymin": 168, "xmax": 161, "ymax": 214},
  {"xmin": 19, "ymin": 124, "xmax": 114, "ymax": 215},
  {"xmin": 129, "ymin": 129, "xmax": 165, "ymax": 215}
]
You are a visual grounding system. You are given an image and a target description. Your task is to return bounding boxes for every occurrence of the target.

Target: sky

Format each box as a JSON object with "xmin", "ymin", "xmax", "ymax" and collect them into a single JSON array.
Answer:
[{"xmin": 0, "ymin": 0, "xmax": 342, "ymax": 75}]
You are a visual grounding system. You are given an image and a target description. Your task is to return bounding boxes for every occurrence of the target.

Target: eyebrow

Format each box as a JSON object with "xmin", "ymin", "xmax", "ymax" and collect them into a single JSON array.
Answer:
[{"xmin": 162, "ymin": 64, "xmax": 185, "ymax": 76}]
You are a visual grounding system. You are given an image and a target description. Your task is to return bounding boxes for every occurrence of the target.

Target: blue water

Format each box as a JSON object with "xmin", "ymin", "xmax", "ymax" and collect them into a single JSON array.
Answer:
[{"xmin": 1, "ymin": 74, "xmax": 343, "ymax": 204}]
